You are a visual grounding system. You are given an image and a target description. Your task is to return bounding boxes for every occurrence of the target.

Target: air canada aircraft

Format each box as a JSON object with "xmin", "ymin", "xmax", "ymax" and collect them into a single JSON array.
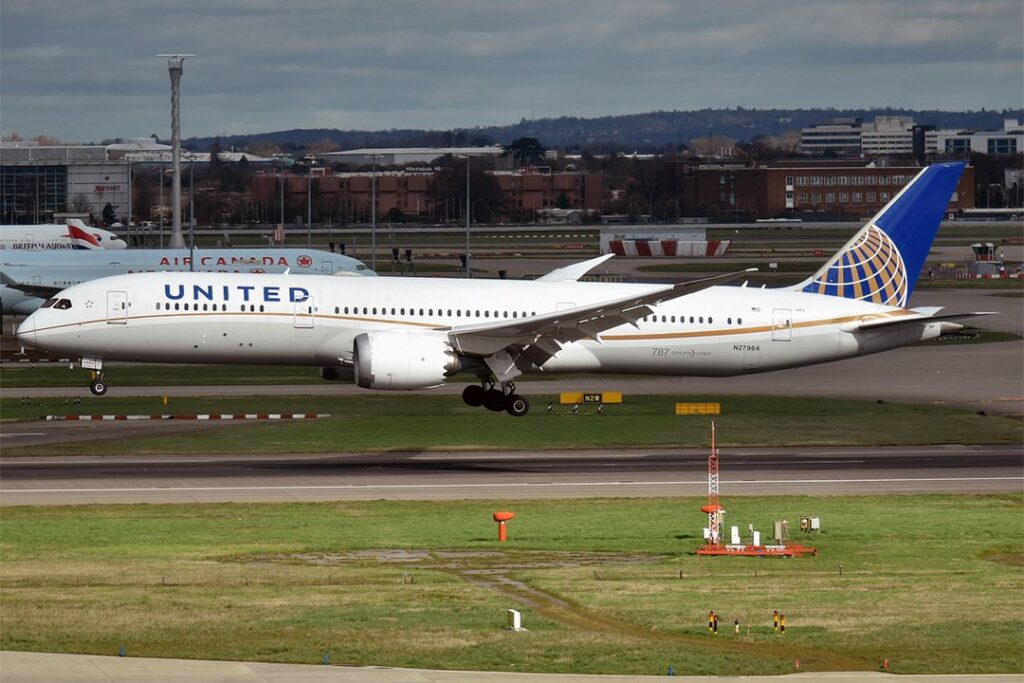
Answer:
[
  {"xmin": 1, "ymin": 248, "xmax": 373, "ymax": 314},
  {"xmin": 19, "ymin": 162, "xmax": 990, "ymax": 416},
  {"xmin": 0, "ymin": 220, "xmax": 127, "ymax": 251}
]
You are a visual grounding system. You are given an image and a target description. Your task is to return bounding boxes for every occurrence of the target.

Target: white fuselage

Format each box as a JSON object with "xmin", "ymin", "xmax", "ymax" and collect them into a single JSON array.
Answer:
[
  {"xmin": 1, "ymin": 248, "xmax": 372, "ymax": 315},
  {"xmin": 19, "ymin": 271, "xmax": 944, "ymax": 379},
  {"xmin": 0, "ymin": 224, "xmax": 126, "ymax": 250}
]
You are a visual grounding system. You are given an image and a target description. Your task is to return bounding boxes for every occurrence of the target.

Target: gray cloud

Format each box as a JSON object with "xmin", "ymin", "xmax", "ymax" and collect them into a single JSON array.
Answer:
[{"xmin": 1, "ymin": 0, "xmax": 1021, "ymax": 142}]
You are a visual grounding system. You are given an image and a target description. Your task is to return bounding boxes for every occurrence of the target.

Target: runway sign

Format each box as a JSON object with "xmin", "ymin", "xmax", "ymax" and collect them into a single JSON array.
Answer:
[{"xmin": 675, "ymin": 402, "xmax": 721, "ymax": 415}]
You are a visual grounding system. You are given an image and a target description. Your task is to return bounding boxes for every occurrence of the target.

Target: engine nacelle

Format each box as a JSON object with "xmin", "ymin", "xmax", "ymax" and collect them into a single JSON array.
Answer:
[{"xmin": 353, "ymin": 330, "xmax": 460, "ymax": 390}]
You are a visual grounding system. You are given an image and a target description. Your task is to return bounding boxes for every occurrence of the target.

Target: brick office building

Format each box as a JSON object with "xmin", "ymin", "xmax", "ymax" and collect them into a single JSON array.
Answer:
[
  {"xmin": 250, "ymin": 169, "xmax": 603, "ymax": 223},
  {"xmin": 672, "ymin": 162, "xmax": 975, "ymax": 220}
]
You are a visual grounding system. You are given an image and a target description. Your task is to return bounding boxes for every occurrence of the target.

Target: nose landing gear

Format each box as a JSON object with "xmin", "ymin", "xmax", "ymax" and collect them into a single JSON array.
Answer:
[{"xmin": 462, "ymin": 378, "xmax": 529, "ymax": 417}]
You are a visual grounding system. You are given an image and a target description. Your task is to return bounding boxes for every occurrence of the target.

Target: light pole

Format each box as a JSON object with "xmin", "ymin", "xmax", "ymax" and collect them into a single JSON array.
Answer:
[
  {"xmin": 188, "ymin": 156, "xmax": 195, "ymax": 271},
  {"xmin": 159, "ymin": 165, "xmax": 165, "ymax": 247},
  {"xmin": 157, "ymin": 54, "xmax": 194, "ymax": 249},
  {"xmin": 465, "ymin": 155, "xmax": 471, "ymax": 278},
  {"xmin": 278, "ymin": 162, "xmax": 285, "ymax": 243},
  {"xmin": 306, "ymin": 158, "xmax": 314, "ymax": 248},
  {"xmin": 126, "ymin": 157, "xmax": 132, "ymax": 235},
  {"xmin": 370, "ymin": 154, "xmax": 381, "ymax": 272}
]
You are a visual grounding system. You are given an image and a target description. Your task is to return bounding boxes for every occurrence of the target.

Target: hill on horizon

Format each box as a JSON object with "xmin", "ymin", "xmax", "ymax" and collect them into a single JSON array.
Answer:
[{"xmin": 184, "ymin": 107, "xmax": 1023, "ymax": 153}]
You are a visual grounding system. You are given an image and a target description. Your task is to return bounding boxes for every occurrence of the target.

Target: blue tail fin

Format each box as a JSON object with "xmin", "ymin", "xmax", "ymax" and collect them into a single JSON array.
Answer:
[{"xmin": 796, "ymin": 162, "xmax": 965, "ymax": 307}]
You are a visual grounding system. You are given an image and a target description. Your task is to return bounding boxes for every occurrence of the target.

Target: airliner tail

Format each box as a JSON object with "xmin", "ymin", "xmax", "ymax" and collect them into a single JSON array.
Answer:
[{"xmin": 794, "ymin": 162, "xmax": 966, "ymax": 307}]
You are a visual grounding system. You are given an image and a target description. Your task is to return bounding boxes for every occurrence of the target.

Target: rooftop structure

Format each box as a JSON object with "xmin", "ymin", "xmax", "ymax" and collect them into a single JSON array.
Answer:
[{"xmin": 317, "ymin": 147, "xmax": 505, "ymax": 166}]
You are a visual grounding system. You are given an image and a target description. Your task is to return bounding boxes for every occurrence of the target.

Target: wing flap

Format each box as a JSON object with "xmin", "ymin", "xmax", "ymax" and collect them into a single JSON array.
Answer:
[{"xmin": 449, "ymin": 268, "xmax": 756, "ymax": 358}]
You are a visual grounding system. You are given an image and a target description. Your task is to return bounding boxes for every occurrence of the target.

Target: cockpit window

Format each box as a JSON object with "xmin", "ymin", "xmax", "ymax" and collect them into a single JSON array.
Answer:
[
  {"xmin": 41, "ymin": 298, "xmax": 58, "ymax": 309},
  {"xmin": 54, "ymin": 299, "xmax": 73, "ymax": 310}
]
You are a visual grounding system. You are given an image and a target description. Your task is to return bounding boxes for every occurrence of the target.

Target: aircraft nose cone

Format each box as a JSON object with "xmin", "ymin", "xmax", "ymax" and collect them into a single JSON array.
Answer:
[{"xmin": 16, "ymin": 315, "xmax": 36, "ymax": 347}]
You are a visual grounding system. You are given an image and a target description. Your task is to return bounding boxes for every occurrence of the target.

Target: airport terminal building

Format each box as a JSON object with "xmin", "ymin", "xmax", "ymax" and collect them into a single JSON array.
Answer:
[{"xmin": 0, "ymin": 143, "xmax": 132, "ymax": 225}]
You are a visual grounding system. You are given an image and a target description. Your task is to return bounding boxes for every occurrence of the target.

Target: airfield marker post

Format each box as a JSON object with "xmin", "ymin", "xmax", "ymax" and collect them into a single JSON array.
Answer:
[{"xmin": 493, "ymin": 511, "xmax": 515, "ymax": 542}]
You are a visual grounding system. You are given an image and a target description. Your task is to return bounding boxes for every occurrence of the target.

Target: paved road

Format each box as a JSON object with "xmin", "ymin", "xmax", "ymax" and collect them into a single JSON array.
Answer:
[
  {"xmin": 3, "ymin": 651, "xmax": 1021, "ymax": 683},
  {"xmin": 2, "ymin": 445, "xmax": 1020, "ymax": 506}
]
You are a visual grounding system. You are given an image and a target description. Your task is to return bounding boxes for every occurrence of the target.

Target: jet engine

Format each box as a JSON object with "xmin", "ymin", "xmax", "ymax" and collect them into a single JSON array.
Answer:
[{"xmin": 353, "ymin": 330, "xmax": 461, "ymax": 390}]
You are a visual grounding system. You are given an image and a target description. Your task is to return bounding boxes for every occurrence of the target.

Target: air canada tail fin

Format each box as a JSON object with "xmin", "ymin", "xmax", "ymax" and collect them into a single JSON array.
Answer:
[{"xmin": 794, "ymin": 162, "xmax": 965, "ymax": 307}]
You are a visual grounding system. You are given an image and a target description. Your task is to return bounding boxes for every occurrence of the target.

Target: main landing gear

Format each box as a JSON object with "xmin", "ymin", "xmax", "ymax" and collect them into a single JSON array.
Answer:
[
  {"xmin": 462, "ymin": 379, "xmax": 529, "ymax": 417},
  {"xmin": 89, "ymin": 372, "xmax": 108, "ymax": 396}
]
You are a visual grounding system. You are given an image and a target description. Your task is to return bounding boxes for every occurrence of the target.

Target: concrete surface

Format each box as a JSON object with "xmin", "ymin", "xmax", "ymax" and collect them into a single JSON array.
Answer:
[{"xmin": 2, "ymin": 651, "xmax": 1021, "ymax": 683}]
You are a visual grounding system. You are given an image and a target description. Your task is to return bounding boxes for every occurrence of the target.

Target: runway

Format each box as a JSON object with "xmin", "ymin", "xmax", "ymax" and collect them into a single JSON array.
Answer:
[
  {"xmin": 2, "ymin": 445, "xmax": 1020, "ymax": 505},
  {"xmin": 7, "ymin": 341, "xmax": 1022, "ymax": 417}
]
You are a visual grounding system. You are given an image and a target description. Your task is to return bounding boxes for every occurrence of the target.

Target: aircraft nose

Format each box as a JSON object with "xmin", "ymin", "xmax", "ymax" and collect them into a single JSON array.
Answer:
[{"xmin": 16, "ymin": 314, "xmax": 36, "ymax": 347}]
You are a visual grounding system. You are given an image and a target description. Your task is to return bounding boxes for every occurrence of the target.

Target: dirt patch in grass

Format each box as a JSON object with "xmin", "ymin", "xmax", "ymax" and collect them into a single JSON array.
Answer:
[{"xmin": 980, "ymin": 546, "xmax": 1024, "ymax": 567}]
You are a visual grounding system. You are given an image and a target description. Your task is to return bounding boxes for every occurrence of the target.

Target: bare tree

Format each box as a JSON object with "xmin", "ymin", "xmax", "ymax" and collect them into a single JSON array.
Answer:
[{"xmin": 688, "ymin": 135, "xmax": 736, "ymax": 158}]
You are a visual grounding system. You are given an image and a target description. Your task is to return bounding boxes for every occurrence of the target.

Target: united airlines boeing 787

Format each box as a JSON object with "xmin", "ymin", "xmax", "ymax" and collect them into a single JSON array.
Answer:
[{"xmin": 18, "ymin": 163, "xmax": 988, "ymax": 416}]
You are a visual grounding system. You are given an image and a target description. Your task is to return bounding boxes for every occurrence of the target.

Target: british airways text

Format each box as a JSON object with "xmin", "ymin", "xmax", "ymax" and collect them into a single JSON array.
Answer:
[{"xmin": 164, "ymin": 284, "xmax": 310, "ymax": 303}]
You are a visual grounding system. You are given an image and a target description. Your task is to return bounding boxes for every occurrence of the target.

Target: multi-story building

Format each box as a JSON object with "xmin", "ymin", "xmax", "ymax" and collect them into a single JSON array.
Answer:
[
  {"xmin": 0, "ymin": 139, "xmax": 277, "ymax": 225},
  {"xmin": 801, "ymin": 116, "xmax": 1023, "ymax": 158},
  {"xmin": 0, "ymin": 143, "xmax": 130, "ymax": 224},
  {"xmin": 250, "ymin": 169, "xmax": 603, "ymax": 223},
  {"xmin": 681, "ymin": 162, "xmax": 974, "ymax": 220},
  {"xmin": 860, "ymin": 116, "xmax": 915, "ymax": 155},
  {"xmin": 933, "ymin": 119, "xmax": 1023, "ymax": 156},
  {"xmin": 798, "ymin": 118, "xmax": 863, "ymax": 155}
]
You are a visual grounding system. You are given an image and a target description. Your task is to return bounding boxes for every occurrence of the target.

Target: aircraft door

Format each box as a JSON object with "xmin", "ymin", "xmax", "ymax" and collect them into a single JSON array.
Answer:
[
  {"xmin": 106, "ymin": 291, "xmax": 128, "ymax": 325},
  {"xmin": 771, "ymin": 308, "xmax": 792, "ymax": 342},
  {"xmin": 294, "ymin": 295, "xmax": 315, "ymax": 328}
]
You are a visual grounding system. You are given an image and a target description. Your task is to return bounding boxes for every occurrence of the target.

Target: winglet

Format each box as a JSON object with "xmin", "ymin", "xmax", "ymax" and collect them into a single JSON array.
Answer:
[{"xmin": 535, "ymin": 254, "xmax": 615, "ymax": 282}]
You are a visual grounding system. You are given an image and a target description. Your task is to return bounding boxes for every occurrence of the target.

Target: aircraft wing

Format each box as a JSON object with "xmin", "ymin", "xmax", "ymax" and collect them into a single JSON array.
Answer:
[
  {"xmin": 0, "ymin": 272, "xmax": 59, "ymax": 299},
  {"xmin": 841, "ymin": 309, "xmax": 997, "ymax": 332},
  {"xmin": 535, "ymin": 254, "xmax": 615, "ymax": 282},
  {"xmin": 448, "ymin": 268, "xmax": 756, "ymax": 375}
]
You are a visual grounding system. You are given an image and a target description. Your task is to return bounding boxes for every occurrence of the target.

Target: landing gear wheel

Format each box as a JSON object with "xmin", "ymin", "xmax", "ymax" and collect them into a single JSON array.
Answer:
[
  {"xmin": 90, "ymin": 379, "xmax": 107, "ymax": 396},
  {"xmin": 462, "ymin": 384, "xmax": 485, "ymax": 407},
  {"xmin": 505, "ymin": 394, "xmax": 529, "ymax": 417},
  {"xmin": 483, "ymin": 388, "xmax": 506, "ymax": 412}
]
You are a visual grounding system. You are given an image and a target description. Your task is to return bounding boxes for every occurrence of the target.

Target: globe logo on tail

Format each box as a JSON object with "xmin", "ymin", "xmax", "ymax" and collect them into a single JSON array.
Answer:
[{"xmin": 803, "ymin": 225, "xmax": 908, "ymax": 307}]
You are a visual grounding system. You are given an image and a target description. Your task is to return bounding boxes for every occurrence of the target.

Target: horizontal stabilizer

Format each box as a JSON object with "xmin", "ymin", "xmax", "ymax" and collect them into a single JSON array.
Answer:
[{"xmin": 841, "ymin": 310, "xmax": 997, "ymax": 332}]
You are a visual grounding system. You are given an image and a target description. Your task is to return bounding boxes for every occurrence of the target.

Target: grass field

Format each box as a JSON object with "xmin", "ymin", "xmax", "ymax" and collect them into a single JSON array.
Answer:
[
  {"xmin": 2, "ymin": 393, "xmax": 1020, "ymax": 457},
  {"xmin": 1, "ymin": 495, "xmax": 1021, "ymax": 675}
]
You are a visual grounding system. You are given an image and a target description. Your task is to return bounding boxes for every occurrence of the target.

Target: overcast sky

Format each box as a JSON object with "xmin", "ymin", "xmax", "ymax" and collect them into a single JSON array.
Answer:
[{"xmin": 2, "ymin": 0, "xmax": 1021, "ymax": 143}]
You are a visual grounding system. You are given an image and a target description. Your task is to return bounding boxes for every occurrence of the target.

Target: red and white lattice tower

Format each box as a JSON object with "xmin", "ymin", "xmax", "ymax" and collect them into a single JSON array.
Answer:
[{"xmin": 700, "ymin": 421, "xmax": 724, "ymax": 544}]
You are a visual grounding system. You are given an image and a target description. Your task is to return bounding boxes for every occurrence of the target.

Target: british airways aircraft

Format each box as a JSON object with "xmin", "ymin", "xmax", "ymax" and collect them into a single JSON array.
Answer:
[
  {"xmin": 0, "ymin": 220, "xmax": 127, "ymax": 251},
  {"xmin": 18, "ymin": 163, "xmax": 988, "ymax": 416}
]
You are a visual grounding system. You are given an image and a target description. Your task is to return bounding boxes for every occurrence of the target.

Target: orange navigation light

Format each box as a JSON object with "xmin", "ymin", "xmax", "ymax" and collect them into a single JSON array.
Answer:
[{"xmin": 493, "ymin": 511, "xmax": 516, "ymax": 542}]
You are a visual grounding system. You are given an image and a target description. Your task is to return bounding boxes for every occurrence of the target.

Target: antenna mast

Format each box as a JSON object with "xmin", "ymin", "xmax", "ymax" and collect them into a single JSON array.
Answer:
[{"xmin": 708, "ymin": 420, "xmax": 721, "ymax": 543}]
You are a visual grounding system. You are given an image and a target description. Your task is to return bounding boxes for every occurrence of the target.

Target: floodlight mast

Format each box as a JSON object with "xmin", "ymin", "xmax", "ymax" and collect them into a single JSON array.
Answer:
[{"xmin": 157, "ymin": 54, "xmax": 195, "ymax": 249}]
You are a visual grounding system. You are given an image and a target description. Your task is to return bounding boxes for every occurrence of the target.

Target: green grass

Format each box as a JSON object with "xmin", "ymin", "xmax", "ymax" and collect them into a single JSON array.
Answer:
[
  {"xmin": 0, "ymin": 364, "xmax": 325, "ymax": 389},
  {"xmin": 2, "ymin": 394, "xmax": 1020, "ymax": 456},
  {"xmin": 1, "ymin": 495, "xmax": 1021, "ymax": 675}
]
